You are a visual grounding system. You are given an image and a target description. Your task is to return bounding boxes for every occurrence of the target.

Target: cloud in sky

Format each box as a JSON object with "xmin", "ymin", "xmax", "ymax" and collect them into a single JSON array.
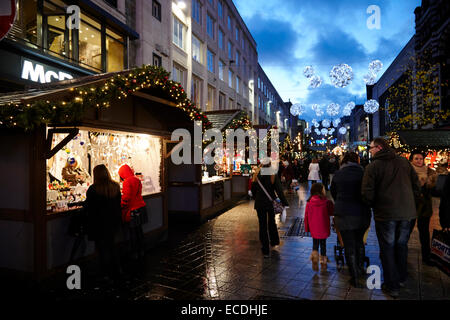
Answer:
[{"xmin": 234, "ymin": 0, "xmax": 421, "ymax": 123}]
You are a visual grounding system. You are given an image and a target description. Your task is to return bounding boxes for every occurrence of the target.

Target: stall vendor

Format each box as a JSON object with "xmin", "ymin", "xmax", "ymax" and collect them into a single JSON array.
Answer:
[{"xmin": 62, "ymin": 156, "xmax": 90, "ymax": 186}]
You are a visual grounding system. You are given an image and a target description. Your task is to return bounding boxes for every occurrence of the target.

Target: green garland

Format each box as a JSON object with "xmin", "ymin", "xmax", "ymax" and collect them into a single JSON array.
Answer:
[{"xmin": 0, "ymin": 65, "xmax": 212, "ymax": 132}]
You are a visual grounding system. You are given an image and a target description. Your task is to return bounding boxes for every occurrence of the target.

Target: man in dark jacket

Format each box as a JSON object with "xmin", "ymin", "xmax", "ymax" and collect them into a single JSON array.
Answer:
[
  {"xmin": 251, "ymin": 160, "xmax": 289, "ymax": 257},
  {"xmin": 362, "ymin": 138, "xmax": 421, "ymax": 298},
  {"xmin": 319, "ymin": 156, "xmax": 330, "ymax": 190}
]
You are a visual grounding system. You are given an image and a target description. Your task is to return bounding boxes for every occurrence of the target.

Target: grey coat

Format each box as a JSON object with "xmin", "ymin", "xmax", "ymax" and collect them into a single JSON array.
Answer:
[{"xmin": 361, "ymin": 148, "xmax": 421, "ymax": 222}]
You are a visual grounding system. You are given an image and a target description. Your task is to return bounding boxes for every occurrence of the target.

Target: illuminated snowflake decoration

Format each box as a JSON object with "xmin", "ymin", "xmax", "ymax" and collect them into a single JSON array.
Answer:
[
  {"xmin": 290, "ymin": 103, "xmax": 305, "ymax": 116},
  {"xmin": 311, "ymin": 104, "xmax": 324, "ymax": 117},
  {"xmin": 312, "ymin": 119, "xmax": 320, "ymax": 128},
  {"xmin": 364, "ymin": 99, "xmax": 379, "ymax": 114},
  {"xmin": 303, "ymin": 66, "xmax": 315, "ymax": 78},
  {"xmin": 321, "ymin": 119, "xmax": 331, "ymax": 128},
  {"xmin": 369, "ymin": 60, "xmax": 383, "ymax": 74},
  {"xmin": 339, "ymin": 127, "xmax": 347, "ymax": 135},
  {"xmin": 329, "ymin": 64, "xmax": 354, "ymax": 88},
  {"xmin": 309, "ymin": 75, "xmax": 322, "ymax": 88},
  {"xmin": 321, "ymin": 128, "xmax": 329, "ymax": 136},
  {"xmin": 327, "ymin": 103, "xmax": 340, "ymax": 117},
  {"xmin": 342, "ymin": 107, "xmax": 352, "ymax": 116},
  {"xmin": 332, "ymin": 118, "xmax": 341, "ymax": 127},
  {"xmin": 363, "ymin": 71, "xmax": 377, "ymax": 85},
  {"xmin": 328, "ymin": 128, "xmax": 335, "ymax": 135},
  {"xmin": 346, "ymin": 101, "xmax": 356, "ymax": 110},
  {"xmin": 304, "ymin": 127, "xmax": 312, "ymax": 135},
  {"xmin": 315, "ymin": 128, "xmax": 321, "ymax": 135}
]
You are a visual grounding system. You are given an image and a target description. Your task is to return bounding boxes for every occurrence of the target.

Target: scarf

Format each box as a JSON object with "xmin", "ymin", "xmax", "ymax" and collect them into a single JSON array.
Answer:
[{"xmin": 412, "ymin": 164, "xmax": 429, "ymax": 187}]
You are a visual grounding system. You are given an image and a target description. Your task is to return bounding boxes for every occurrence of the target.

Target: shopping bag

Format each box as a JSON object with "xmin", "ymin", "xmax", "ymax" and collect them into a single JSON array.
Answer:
[
  {"xmin": 280, "ymin": 208, "xmax": 287, "ymax": 223},
  {"xmin": 430, "ymin": 229, "xmax": 450, "ymax": 276}
]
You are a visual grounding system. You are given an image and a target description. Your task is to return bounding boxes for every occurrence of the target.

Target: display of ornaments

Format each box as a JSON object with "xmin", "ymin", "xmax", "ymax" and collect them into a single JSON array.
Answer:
[
  {"xmin": 332, "ymin": 118, "xmax": 341, "ymax": 127},
  {"xmin": 321, "ymin": 119, "xmax": 331, "ymax": 128},
  {"xmin": 290, "ymin": 103, "xmax": 305, "ymax": 116},
  {"xmin": 303, "ymin": 66, "xmax": 315, "ymax": 78},
  {"xmin": 309, "ymin": 75, "xmax": 322, "ymax": 88},
  {"xmin": 364, "ymin": 99, "xmax": 380, "ymax": 114},
  {"xmin": 327, "ymin": 103, "xmax": 340, "ymax": 117},
  {"xmin": 329, "ymin": 63, "xmax": 353, "ymax": 88},
  {"xmin": 339, "ymin": 127, "xmax": 347, "ymax": 135}
]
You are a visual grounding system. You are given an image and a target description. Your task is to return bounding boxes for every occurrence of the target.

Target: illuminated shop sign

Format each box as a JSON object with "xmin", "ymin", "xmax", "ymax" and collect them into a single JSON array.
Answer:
[
  {"xmin": 315, "ymin": 139, "xmax": 337, "ymax": 145},
  {"xmin": 21, "ymin": 59, "xmax": 73, "ymax": 84}
]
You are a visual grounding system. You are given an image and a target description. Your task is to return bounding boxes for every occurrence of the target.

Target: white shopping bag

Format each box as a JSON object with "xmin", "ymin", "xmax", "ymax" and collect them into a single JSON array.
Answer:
[{"xmin": 280, "ymin": 208, "xmax": 287, "ymax": 223}]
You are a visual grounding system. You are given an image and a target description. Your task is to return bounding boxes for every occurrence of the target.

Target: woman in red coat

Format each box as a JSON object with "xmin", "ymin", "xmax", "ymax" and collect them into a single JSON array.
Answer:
[
  {"xmin": 304, "ymin": 183, "xmax": 334, "ymax": 272},
  {"xmin": 119, "ymin": 164, "xmax": 146, "ymax": 260}
]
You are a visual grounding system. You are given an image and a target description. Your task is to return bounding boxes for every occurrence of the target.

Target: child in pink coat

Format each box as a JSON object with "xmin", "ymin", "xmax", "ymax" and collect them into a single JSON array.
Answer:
[{"xmin": 304, "ymin": 183, "xmax": 334, "ymax": 272}]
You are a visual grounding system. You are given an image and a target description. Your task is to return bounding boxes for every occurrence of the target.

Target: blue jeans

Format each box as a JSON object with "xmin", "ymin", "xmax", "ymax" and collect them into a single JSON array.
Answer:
[{"xmin": 375, "ymin": 220, "xmax": 412, "ymax": 290}]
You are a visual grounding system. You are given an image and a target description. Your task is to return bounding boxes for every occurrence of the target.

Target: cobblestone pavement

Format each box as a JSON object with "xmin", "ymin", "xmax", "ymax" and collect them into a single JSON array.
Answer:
[{"xmin": 37, "ymin": 184, "xmax": 450, "ymax": 301}]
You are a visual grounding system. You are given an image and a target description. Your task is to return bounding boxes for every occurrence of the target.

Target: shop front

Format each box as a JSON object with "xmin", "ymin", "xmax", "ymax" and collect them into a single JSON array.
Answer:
[{"xmin": 0, "ymin": 65, "xmax": 208, "ymax": 278}]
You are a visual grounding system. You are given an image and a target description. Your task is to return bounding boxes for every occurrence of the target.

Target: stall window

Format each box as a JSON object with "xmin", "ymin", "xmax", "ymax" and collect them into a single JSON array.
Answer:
[
  {"xmin": 46, "ymin": 129, "xmax": 162, "ymax": 212},
  {"xmin": 106, "ymin": 28, "xmax": 125, "ymax": 72}
]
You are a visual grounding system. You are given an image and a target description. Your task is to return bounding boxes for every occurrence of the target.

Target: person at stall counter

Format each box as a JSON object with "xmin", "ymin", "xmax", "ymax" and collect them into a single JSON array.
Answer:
[
  {"xmin": 119, "ymin": 164, "xmax": 147, "ymax": 260},
  {"xmin": 62, "ymin": 156, "xmax": 89, "ymax": 186}
]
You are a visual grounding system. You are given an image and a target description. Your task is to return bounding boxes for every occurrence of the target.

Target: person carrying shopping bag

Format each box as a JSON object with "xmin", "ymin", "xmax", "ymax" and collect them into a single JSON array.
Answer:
[
  {"xmin": 304, "ymin": 183, "xmax": 334, "ymax": 272},
  {"xmin": 251, "ymin": 159, "xmax": 289, "ymax": 257}
]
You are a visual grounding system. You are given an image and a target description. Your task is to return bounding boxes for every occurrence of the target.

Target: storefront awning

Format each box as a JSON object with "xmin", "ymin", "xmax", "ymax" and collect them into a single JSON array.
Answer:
[{"xmin": 397, "ymin": 130, "xmax": 450, "ymax": 149}]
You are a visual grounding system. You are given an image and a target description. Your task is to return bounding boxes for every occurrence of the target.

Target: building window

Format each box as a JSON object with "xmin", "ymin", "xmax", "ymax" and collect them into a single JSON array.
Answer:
[
  {"xmin": 236, "ymin": 76, "xmax": 240, "ymax": 93},
  {"xmin": 192, "ymin": 35, "xmax": 202, "ymax": 63},
  {"xmin": 218, "ymin": 60, "xmax": 225, "ymax": 81},
  {"xmin": 228, "ymin": 15, "xmax": 232, "ymax": 30},
  {"xmin": 104, "ymin": 0, "xmax": 117, "ymax": 7},
  {"xmin": 242, "ymin": 36, "xmax": 245, "ymax": 49},
  {"xmin": 106, "ymin": 27, "xmax": 125, "ymax": 72},
  {"xmin": 228, "ymin": 98, "xmax": 234, "ymax": 110},
  {"xmin": 228, "ymin": 70, "xmax": 233, "ymax": 88},
  {"xmin": 219, "ymin": 92, "xmax": 226, "ymax": 110},
  {"xmin": 207, "ymin": 85, "xmax": 215, "ymax": 111},
  {"xmin": 153, "ymin": 53, "xmax": 162, "ymax": 67},
  {"xmin": 79, "ymin": 15, "xmax": 102, "ymax": 71},
  {"xmin": 235, "ymin": 51, "xmax": 239, "ymax": 67},
  {"xmin": 173, "ymin": 16, "xmax": 185, "ymax": 50},
  {"xmin": 258, "ymin": 77, "xmax": 260, "ymax": 89},
  {"xmin": 228, "ymin": 41, "xmax": 232, "ymax": 59},
  {"xmin": 207, "ymin": 14, "xmax": 215, "ymax": 39},
  {"xmin": 152, "ymin": 0, "xmax": 161, "ymax": 21},
  {"xmin": 191, "ymin": 75, "xmax": 203, "ymax": 108},
  {"xmin": 192, "ymin": 0, "xmax": 201, "ymax": 25},
  {"xmin": 207, "ymin": 49, "xmax": 214, "ymax": 73},
  {"xmin": 235, "ymin": 27, "xmax": 239, "ymax": 42},
  {"xmin": 218, "ymin": 29, "xmax": 224, "ymax": 50},
  {"xmin": 218, "ymin": 1, "xmax": 223, "ymax": 19},
  {"xmin": 172, "ymin": 63, "xmax": 186, "ymax": 88}
]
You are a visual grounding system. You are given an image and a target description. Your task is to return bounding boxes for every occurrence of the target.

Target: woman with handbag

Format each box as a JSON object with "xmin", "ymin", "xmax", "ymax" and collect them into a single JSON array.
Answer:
[
  {"xmin": 119, "ymin": 164, "xmax": 147, "ymax": 260},
  {"xmin": 409, "ymin": 151, "xmax": 437, "ymax": 265},
  {"xmin": 251, "ymin": 159, "xmax": 289, "ymax": 257},
  {"xmin": 85, "ymin": 164, "xmax": 122, "ymax": 281}
]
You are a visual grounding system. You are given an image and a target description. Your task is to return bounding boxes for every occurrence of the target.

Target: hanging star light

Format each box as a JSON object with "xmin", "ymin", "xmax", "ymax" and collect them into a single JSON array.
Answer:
[
  {"xmin": 332, "ymin": 118, "xmax": 341, "ymax": 127},
  {"xmin": 369, "ymin": 60, "xmax": 383, "ymax": 74},
  {"xmin": 321, "ymin": 119, "xmax": 331, "ymax": 128},
  {"xmin": 339, "ymin": 127, "xmax": 347, "ymax": 135},
  {"xmin": 303, "ymin": 66, "xmax": 315, "ymax": 78},
  {"xmin": 327, "ymin": 103, "xmax": 340, "ymax": 117},
  {"xmin": 364, "ymin": 99, "xmax": 379, "ymax": 114},
  {"xmin": 309, "ymin": 75, "xmax": 322, "ymax": 88},
  {"xmin": 329, "ymin": 63, "xmax": 353, "ymax": 88}
]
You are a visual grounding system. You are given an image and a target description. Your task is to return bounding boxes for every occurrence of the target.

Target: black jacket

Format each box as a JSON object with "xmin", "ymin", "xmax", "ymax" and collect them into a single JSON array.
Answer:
[
  {"xmin": 361, "ymin": 148, "xmax": 421, "ymax": 222},
  {"xmin": 251, "ymin": 174, "xmax": 289, "ymax": 211},
  {"xmin": 331, "ymin": 163, "xmax": 371, "ymax": 217},
  {"xmin": 319, "ymin": 158, "xmax": 330, "ymax": 175},
  {"xmin": 85, "ymin": 185, "xmax": 122, "ymax": 241},
  {"xmin": 439, "ymin": 174, "xmax": 450, "ymax": 228}
]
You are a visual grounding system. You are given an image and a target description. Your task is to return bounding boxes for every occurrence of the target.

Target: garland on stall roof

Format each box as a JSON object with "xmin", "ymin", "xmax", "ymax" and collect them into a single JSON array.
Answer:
[
  {"xmin": 0, "ymin": 65, "xmax": 212, "ymax": 132},
  {"xmin": 387, "ymin": 130, "xmax": 450, "ymax": 154}
]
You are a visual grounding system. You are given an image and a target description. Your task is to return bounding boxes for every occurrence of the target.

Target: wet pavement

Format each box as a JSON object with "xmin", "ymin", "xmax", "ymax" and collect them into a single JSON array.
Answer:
[{"xmin": 24, "ymin": 184, "xmax": 450, "ymax": 301}]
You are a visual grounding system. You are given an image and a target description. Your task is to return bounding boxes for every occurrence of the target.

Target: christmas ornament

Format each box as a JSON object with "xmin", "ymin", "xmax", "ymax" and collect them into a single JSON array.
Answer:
[
  {"xmin": 364, "ymin": 99, "xmax": 379, "ymax": 114},
  {"xmin": 329, "ymin": 64, "xmax": 353, "ymax": 88},
  {"xmin": 332, "ymin": 118, "xmax": 341, "ymax": 127},
  {"xmin": 321, "ymin": 128, "xmax": 328, "ymax": 136},
  {"xmin": 303, "ymin": 66, "xmax": 315, "ymax": 78},
  {"xmin": 327, "ymin": 103, "xmax": 340, "ymax": 117},
  {"xmin": 339, "ymin": 127, "xmax": 347, "ymax": 135},
  {"xmin": 369, "ymin": 60, "xmax": 383, "ymax": 74},
  {"xmin": 309, "ymin": 75, "xmax": 322, "ymax": 88},
  {"xmin": 321, "ymin": 119, "xmax": 331, "ymax": 128}
]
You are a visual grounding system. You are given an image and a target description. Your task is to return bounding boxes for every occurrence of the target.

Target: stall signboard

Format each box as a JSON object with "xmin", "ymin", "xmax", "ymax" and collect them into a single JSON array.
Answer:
[
  {"xmin": 21, "ymin": 58, "xmax": 74, "ymax": 83},
  {"xmin": 0, "ymin": 0, "xmax": 16, "ymax": 41}
]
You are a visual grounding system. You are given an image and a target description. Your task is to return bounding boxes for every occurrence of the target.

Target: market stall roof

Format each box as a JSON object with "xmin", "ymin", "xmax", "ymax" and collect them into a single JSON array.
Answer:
[
  {"xmin": 397, "ymin": 130, "xmax": 450, "ymax": 148},
  {"xmin": 205, "ymin": 110, "xmax": 241, "ymax": 131}
]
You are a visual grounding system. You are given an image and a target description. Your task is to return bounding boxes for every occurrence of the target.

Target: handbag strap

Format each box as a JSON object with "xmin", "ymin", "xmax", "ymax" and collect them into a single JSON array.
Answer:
[{"xmin": 256, "ymin": 178, "xmax": 274, "ymax": 202}]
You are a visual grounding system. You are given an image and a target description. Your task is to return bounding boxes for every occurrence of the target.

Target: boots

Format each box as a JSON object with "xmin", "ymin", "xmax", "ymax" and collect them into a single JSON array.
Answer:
[
  {"xmin": 346, "ymin": 254, "xmax": 364, "ymax": 288},
  {"xmin": 356, "ymin": 244, "xmax": 366, "ymax": 278},
  {"xmin": 319, "ymin": 255, "xmax": 329, "ymax": 272},
  {"xmin": 310, "ymin": 250, "xmax": 319, "ymax": 271}
]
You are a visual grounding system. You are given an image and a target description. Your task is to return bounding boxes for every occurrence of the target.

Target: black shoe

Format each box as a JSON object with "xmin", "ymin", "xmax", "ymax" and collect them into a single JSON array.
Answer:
[
  {"xmin": 381, "ymin": 283, "xmax": 400, "ymax": 298},
  {"xmin": 346, "ymin": 254, "xmax": 364, "ymax": 288}
]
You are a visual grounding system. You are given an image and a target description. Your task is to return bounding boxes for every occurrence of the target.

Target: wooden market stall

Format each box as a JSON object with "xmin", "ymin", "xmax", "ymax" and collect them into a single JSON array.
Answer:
[{"xmin": 0, "ymin": 66, "xmax": 211, "ymax": 279}]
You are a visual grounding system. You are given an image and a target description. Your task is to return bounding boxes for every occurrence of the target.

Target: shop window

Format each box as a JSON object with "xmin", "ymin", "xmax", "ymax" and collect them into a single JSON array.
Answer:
[
  {"xmin": 12, "ymin": 0, "xmax": 38, "ymax": 46},
  {"xmin": 79, "ymin": 20, "xmax": 102, "ymax": 71},
  {"xmin": 207, "ymin": 85, "xmax": 215, "ymax": 111},
  {"xmin": 46, "ymin": 129, "xmax": 162, "ymax": 212},
  {"xmin": 106, "ymin": 27, "xmax": 124, "ymax": 72},
  {"xmin": 43, "ymin": 0, "xmax": 69, "ymax": 58},
  {"xmin": 191, "ymin": 75, "xmax": 203, "ymax": 108},
  {"xmin": 152, "ymin": 0, "xmax": 161, "ymax": 21},
  {"xmin": 153, "ymin": 53, "xmax": 162, "ymax": 67}
]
